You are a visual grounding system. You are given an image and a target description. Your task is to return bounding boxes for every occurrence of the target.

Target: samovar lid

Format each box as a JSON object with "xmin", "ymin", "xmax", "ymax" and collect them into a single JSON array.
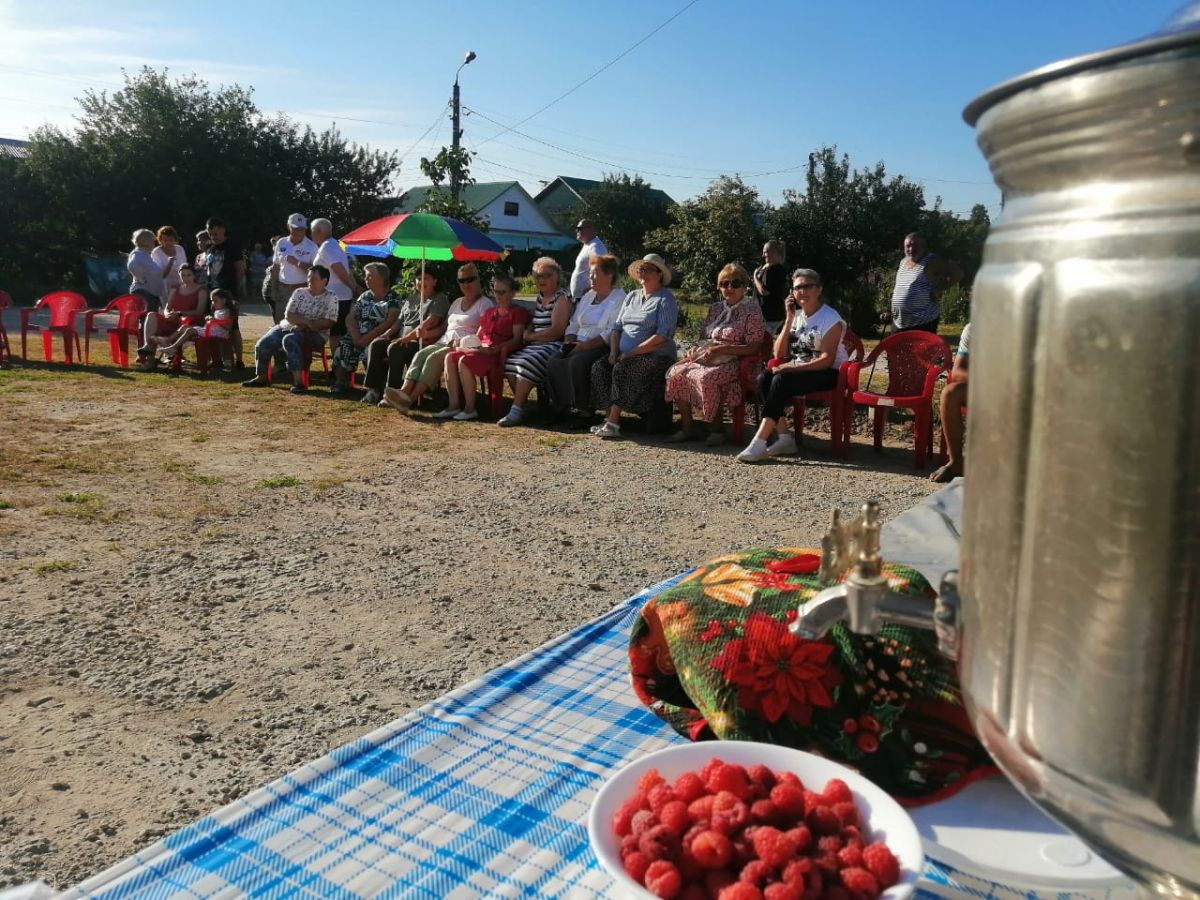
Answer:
[{"xmin": 964, "ymin": 3, "xmax": 1200, "ymax": 125}]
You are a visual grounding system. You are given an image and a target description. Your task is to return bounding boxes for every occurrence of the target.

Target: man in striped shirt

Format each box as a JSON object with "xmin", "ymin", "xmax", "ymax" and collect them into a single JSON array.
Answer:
[{"xmin": 888, "ymin": 232, "xmax": 963, "ymax": 333}]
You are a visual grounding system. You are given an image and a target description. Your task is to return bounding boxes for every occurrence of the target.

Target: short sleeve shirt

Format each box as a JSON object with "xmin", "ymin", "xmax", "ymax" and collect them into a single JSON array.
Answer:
[
  {"xmin": 612, "ymin": 288, "xmax": 678, "ymax": 358},
  {"xmin": 439, "ymin": 296, "xmax": 495, "ymax": 344},
  {"xmin": 281, "ymin": 288, "xmax": 340, "ymax": 334},
  {"xmin": 394, "ymin": 291, "xmax": 450, "ymax": 331},
  {"xmin": 204, "ymin": 238, "xmax": 243, "ymax": 293},
  {"xmin": 151, "ymin": 245, "xmax": 188, "ymax": 290},
  {"xmin": 789, "ymin": 303, "xmax": 848, "ymax": 366},
  {"xmin": 274, "ymin": 236, "xmax": 318, "ymax": 285},
  {"xmin": 570, "ymin": 236, "xmax": 607, "ymax": 299},
  {"xmin": 759, "ymin": 263, "xmax": 788, "ymax": 322},
  {"xmin": 957, "ymin": 322, "xmax": 972, "ymax": 357},
  {"xmin": 568, "ymin": 288, "xmax": 626, "ymax": 343},
  {"xmin": 314, "ymin": 238, "xmax": 354, "ymax": 301}
]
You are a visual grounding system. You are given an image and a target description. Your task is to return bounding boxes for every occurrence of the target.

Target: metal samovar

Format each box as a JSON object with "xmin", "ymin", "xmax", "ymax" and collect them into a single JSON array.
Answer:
[{"xmin": 792, "ymin": 8, "xmax": 1200, "ymax": 896}]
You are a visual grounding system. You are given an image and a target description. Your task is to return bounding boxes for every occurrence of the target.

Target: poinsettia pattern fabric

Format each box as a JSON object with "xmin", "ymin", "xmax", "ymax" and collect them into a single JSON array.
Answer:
[{"xmin": 628, "ymin": 547, "xmax": 996, "ymax": 805}]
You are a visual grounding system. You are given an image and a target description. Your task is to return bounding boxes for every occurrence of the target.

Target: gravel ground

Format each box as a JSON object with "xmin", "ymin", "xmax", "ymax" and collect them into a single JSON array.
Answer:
[{"xmin": 0, "ymin": 319, "xmax": 939, "ymax": 890}]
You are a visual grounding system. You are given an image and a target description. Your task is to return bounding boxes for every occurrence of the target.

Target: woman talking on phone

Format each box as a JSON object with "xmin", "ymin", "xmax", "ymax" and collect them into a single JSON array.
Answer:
[{"xmin": 736, "ymin": 267, "xmax": 846, "ymax": 462}]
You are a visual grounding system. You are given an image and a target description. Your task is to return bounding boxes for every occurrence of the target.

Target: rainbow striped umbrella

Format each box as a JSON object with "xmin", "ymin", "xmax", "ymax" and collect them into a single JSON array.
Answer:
[{"xmin": 340, "ymin": 213, "xmax": 505, "ymax": 262}]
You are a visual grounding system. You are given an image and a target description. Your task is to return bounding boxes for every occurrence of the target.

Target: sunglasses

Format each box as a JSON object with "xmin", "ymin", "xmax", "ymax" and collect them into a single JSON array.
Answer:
[
  {"xmin": 719, "ymin": 280, "xmax": 744, "ymax": 289},
  {"xmin": 458, "ymin": 276, "xmax": 478, "ymax": 284},
  {"xmin": 638, "ymin": 266, "xmax": 660, "ymax": 275},
  {"xmin": 793, "ymin": 283, "xmax": 819, "ymax": 291},
  {"xmin": 492, "ymin": 287, "xmax": 511, "ymax": 295}
]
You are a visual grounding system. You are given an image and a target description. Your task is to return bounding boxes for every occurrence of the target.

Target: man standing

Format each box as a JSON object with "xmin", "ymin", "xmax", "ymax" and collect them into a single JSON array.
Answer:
[
  {"xmin": 242, "ymin": 265, "xmax": 339, "ymax": 394},
  {"xmin": 270, "ymin": 213, "xmax": 317, "ymax": 325},
  {"xmin": 569, "ymin": 219, "xmax": 607, "ymax": 301},
  {"xmin": 202, "ymin": 217, "xmax": 248, "ymax": 368},
  {"xmin": 888, "ymin": 232, "xmax": 963, "ymax": 333},
  {"xmin": 931, "ymin": 322, "xmax": 971, "ymax": 483},
  {"xmin": 753, "ymin": 239, "xmax": 788, "ymax": 333}
]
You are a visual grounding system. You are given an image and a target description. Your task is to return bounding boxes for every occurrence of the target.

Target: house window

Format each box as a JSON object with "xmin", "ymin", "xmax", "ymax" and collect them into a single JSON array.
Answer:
[{"xmin": 503, "ymin": 201, "xmax": 519, "ymax": 217}]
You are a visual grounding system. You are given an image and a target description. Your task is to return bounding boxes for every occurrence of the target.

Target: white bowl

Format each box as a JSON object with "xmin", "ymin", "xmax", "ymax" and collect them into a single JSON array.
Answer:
[{"xmin": 588, "ymin": 741, "xmax": 923, "ymax": 900}]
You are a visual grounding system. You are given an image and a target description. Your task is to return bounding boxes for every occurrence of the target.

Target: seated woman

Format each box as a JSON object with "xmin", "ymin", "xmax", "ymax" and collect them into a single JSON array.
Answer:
[
  {"xmin": 361, "ymin": 269, "xmax": 448, "ymax": 406},
  {"xmin": 138, "ymin": 264, "xmax": 208, "ymax": 370},
  {"xmin": 435, "ymin": 274, "xmax": 529, "ymax": 421},
  {"xmin": 384, "ymin": 263, "xmax": 493, "ymax": 412},
  {"xmin": 330, "ymin": 262, "xmax": 402, "ymax": 395},
  {"xmin": 737, "ymin": 267, "xmax": 847, "ymax": 462},
  {"xmin": 543, "ymin": 254, "xmax": 626, "ymax": 424},
  {"xmin": 664, "ymin": 262, "xmax": 765, "ymax": 445},
  {"xmin": 590, "ymin": 254, "xmax": 679, "ymax": 440},
  {"xmin": 148, "ymin": 289, "xmax": 236, "ymax": 362},
  {"xmin": 497, "ymin": 257, "xmax": 573, "ymax": 427}
]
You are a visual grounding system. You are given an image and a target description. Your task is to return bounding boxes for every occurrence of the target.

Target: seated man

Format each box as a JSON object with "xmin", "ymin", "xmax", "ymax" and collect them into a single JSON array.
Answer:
[
  {"xmin": 242, "ymin": 265, "xmax": 338, "ymax": 394},
  {"xmin": 931, "ymin": 321, "xmax": 970, "ymax": 482}
]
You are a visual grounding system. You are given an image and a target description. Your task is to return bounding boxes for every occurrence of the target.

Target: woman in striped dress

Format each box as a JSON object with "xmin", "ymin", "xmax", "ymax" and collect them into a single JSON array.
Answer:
[{"xmin": 498, "ymin": 257, "xmax": 573, "ymax": 427}]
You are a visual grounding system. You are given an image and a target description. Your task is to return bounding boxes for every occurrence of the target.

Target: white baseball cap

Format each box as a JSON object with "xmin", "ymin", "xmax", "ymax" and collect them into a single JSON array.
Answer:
[{"xmin": 287, "ymin": 213, "xmax": 307, "ymax": 230}]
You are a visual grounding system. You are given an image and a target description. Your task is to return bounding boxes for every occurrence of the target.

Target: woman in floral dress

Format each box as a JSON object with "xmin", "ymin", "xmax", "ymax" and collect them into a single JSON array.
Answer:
[
  {"xmin": 665, "ymin": 263, "xmax": 765, "ymax": 445},
  {"xmin": 330, "ymin": 262, "xmax": 402, "ymax": 394}
]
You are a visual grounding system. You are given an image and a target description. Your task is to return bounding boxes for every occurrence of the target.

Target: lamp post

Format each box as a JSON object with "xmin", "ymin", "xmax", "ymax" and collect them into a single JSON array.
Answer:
[{"xmin": 451, "ymin": 50, "xmax": 476, "ymax": 202}]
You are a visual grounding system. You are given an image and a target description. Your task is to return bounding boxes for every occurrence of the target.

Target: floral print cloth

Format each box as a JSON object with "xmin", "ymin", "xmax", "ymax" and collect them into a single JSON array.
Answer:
[
  {"xmin": 628, "ymin": 547, "xmax": 997, "ymax": 806},
  {"xmin": 665, "ymin": 299, "xmax": 766, "ymax": 422},
  {"xmin": 332, "ymin": 290, "xmax": 401, "ymax": 371}
]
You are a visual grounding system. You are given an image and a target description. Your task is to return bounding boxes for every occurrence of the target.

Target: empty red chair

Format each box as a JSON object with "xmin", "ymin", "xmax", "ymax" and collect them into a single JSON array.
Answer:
[
  {"xmin": 843, "ymin": 331, "xmax": 951, "ymax": 468},
  {"xmin": 20, "ymin": 291, "xmax": 88, "ymax": 363},
  {"xmin": 0, "ymin": 290, "xmax": 12, "ymax": 366},
  {"xmin": 82, "ymin": 294, "xmax": 147, "ymax": 366},
  {"xmin": 730, "ymin": 332, "xmax": 776, "ymax": 442},
  {"xmin": 789, "ymin": 330, "xmax": 865, "ymax": 458}
]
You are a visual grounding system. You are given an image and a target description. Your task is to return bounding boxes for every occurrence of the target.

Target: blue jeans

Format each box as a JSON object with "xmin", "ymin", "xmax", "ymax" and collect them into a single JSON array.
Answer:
[{"xmin": 254, "ymin": 325, "xmax": 325, "ymax": 378}]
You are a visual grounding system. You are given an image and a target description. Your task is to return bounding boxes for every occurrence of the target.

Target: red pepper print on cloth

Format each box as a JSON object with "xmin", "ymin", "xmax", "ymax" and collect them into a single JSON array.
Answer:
[{"xmin": 628, "ymin": 547, "xmax": 997, "ymax": 805}]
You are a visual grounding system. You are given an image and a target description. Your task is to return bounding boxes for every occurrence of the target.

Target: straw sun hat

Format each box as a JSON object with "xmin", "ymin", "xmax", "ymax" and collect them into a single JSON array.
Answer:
[{"xmin": 627, "ymin": 254, "xmax": 672, "ymax": 287}]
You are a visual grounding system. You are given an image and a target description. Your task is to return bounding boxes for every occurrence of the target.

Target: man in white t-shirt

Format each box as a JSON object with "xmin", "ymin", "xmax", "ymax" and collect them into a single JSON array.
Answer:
[
  {"xmin": 270, "ymin": 213, "xmax": 318, "ymax": 324},
  {"xmin": 931, "ymin": 322, "xmax": 971, "ymax": 483},
  {"xmin": 311, "ymin": 218, "xmax": 359, "ymax": 348},
  {"xmin": 569, "ymin": 219, "xmax": 607, "ymax": 300}
]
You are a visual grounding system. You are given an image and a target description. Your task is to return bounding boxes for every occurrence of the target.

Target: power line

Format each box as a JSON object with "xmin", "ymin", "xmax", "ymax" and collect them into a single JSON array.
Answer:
[
  {"xmin": 396, "ymin": 102, "xmax": 450, "ymax": 168},
  {"xmin": 475, "ymin": 0, "xmax": 701, "ymax": 147}
]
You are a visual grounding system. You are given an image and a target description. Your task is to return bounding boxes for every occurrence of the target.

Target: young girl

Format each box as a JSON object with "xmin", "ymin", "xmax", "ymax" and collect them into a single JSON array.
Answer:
[{"xmin": 151, "ymin": 289, "xmax": 237, "ymax": 361}]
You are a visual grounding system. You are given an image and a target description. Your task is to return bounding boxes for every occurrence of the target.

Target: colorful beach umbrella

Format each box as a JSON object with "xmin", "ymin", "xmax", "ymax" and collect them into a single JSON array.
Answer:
[{"xmin": 340, "ymin": 213, "xmax": 506, "ymax": 263}]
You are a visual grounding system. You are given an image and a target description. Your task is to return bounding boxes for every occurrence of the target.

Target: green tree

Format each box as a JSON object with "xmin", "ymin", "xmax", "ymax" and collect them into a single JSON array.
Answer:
[
  {"xmin": 645, "ymin": 175, "xmax": 765, "ymax": 297},
  {"xmin": 0, "ymin": 68, "xmax": 398, "ymax": 299},
  {"xmin": 405, "ymin": 146, "xmax": 493, "ymax": 290},
  {"xmin": 579, "ymin": 173, "xmax": 673, "ymax": 267}
]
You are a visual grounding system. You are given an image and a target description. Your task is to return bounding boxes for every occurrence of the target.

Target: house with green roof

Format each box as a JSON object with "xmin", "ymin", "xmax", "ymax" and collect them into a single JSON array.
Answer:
[
  {"xmin": 533, "ymin": 176, "xmax": 676, "ymax": 235},
  {"xmin": 390, "ymin": 181, "xmax": 574, "ymax": 251}
]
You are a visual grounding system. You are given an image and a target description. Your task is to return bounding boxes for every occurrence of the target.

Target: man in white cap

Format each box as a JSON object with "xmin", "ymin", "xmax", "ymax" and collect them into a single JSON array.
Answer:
[
  {"xmin": 270, "ymin": 213, "xmax": 318, "ymax": 325},
  {"xmin": 570, "ymin": 219, "xmax": 607, "ymax": 301}
]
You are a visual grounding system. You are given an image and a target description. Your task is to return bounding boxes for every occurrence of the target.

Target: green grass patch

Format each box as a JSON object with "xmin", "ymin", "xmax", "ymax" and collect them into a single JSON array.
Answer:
[
  {"xmin": 191, "ymin": 433, "xmax": 209, "ymax": 443},
  {"xmin": 311, "ymin": 475, "xmax": 348, "ymax": 493},
  {"xmin": 183, "ymin": 472, "xmax": 223, "ymax": 486},
  {"xmin": 258, "ymin": 475, "xmax": 302, "ymax": 489},
  {"xmin": 45, "ymin": 491, "xmax": 106, "ymax": 520},
  {"xmin": 0, "ymin": 499, "xmax": 12, "ymax": 510},
  {"xmin": 538, "ymin": 435, "xmax": 583, "ymax": 449},
  {"xmin": 34, "ymin": 559, "xmax": 78, "ymax": 576}
]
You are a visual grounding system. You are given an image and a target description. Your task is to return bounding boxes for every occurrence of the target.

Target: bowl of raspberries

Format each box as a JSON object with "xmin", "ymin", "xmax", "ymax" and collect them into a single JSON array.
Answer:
[{"xmin": 587, "ymin": 741, "xmax": 922, "ymax": 900}]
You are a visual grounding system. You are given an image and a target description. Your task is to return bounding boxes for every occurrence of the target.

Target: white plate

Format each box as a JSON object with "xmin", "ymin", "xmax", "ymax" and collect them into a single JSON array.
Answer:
[{"xmin": 588, "ymin": 741, "xmax": 922, "ymax": 900}]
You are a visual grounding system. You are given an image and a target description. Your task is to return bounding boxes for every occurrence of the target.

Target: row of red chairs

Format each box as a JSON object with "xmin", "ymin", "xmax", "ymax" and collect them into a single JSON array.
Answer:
[{"xmin": 731, "ymin": 329, "xmax": 951, "ymax": 469}]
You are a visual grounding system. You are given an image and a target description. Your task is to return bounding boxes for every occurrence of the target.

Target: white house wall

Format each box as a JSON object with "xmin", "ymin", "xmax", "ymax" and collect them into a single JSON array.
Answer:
[{"xmin": 479, "ymin": 185, "xmax": 561, "ymax": 237}]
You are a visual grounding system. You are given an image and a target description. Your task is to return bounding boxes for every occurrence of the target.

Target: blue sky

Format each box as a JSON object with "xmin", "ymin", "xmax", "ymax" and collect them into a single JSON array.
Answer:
[{"xmin": 0, "ymin": 0, "xmax": 1184, "ymax": 219}]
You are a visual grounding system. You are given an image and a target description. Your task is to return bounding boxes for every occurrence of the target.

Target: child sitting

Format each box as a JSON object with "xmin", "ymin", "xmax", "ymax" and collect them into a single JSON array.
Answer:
[{"xmin": 151, "ymin": 289, "xmax": 237, "ymax": 362}]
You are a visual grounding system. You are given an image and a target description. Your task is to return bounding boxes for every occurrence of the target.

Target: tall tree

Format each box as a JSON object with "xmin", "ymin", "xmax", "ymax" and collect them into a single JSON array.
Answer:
[{"xmin": 579, "ymin": 173, "xmax": 673, "ymax": 266}]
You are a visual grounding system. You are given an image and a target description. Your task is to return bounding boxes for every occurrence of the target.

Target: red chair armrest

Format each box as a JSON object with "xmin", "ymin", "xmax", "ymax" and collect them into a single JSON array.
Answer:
[{"xmin": 844, "ymin": 360, "xmax": 864, "ymax": 391}]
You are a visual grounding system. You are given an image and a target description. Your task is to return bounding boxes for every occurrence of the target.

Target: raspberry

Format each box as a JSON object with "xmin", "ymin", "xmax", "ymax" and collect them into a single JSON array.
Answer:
[
  {"xmin": 707, "ymin": 762, "xmax": 752, "ymax": 799},
  {"xmin": 639, "ymin": 768, "xmax": 667, "ymax": 795},
  {"xmin": 732, "ymin": 834, "xmax": 756, "ymax": 865},
  {"xmin": 764, "ymin": 884, "xmax": 803, "ymax": 900},
  {"xmin": 750, "ymin": 798, "xmax": 780, "ymax": 825},
  {"xmin": 802, "ymin": 790, "xmax": 826, "ymax": 816},
  {"xmin": 817, "ymin": 834, "xmax": 844, "ymax": 854},
  {"xmin": 832, "ymin": 801, "xmax": 859, "ymax": 828},
  {"xmin": 631, "ymin": 809, "xmax": 658, "ymax": 838},
  {"xmin": 691, "ymin": 829, "xmax": 734, "ymax": 869},
  {"xmin": 623, "ymin": 850, "xmax": 651, "ymax": 883},
  {"xmin": 660, "ymin": 800, "xmax": 690, "ymax": 836},
  {"xmin": 785, "ymin": 825, "xmax": 812, "ymax": 853},
  {"xmin": 673, "ymin": 770, "xmax": 706, "ymax": 803},
  {"xmin": 683, "ymin": 823, "xmax": 708, "ymax": 849},
  {"xmin": 747, "ymin": 763, "xmax": 776, "ymax": 789},
  {"xmin": 751, "ymin": 826, "xmax": 799, "ymax": 869},
  {"xmin": 677, "ymin": 846, "xmax": 704, "ymax": 882},
  {"xmin": 649, "ymin": 783, "xmax": 678, "ymax": 815},
  {"xmin": 717, "ymin": 884, "xmax": 763, "ymax": 900},
  {"xmin": 739, "ymin": 859, "xmax": 774, "ymax": 886},
  {"xmin": 838, "ymin": 866, "xmax": 880, "ymax": 896},
  {"xmin": 613, "ymin": 799, "xmax": 640, "ymax": 837},
  {"xmin": 701, "ymin": 757, "xmax": 727, "ymax": 783},
  {"xmin": 638, "ymin": 823, "xmax": 678, "ymax": 861},
  {"xmin": 802, "ymin": 866, "xmax": 824, "ymax": 900},
  {"xmin": 861, "ymin": 841, "xmax": 901, "ymax": 889},
  {"xmin": 806, "ymin": 805, "xmax": 841, "ymax": 835},
  {"xmin": 687, "ymin": 794, "xmax": 715, "ymax": 824},
  {"xmin": 781, "ymin": 857, "xmax": 812, "ymax": 886},
  {"xmin": 822, "ymin": 777, "xmax": 854, "ymax": 806},
  {"xmin": 841, "ymin": 825, "xmax": 864, "ymax": 848},
  {"xmin": 776, "ymin": 771, "xmax": 803, "ymax": 790},
  {"xmin": 621, "ymin": 834, "xmax": 639, "ymax": 856},
  {"xmin": 644, "ymin": 859, "xmax": 684, "ymax": 898},
  {"xmin": 814, "ymin": 851, "xmax": 841, "ymax": 876},
  {"xmin": 837, "ymin": 843, "xmax": 863, "ymax": 869},
  {"xmin": 711, "ymin": 790, "xmax": 751, "ymax": 835},
  {"xmin": 769, "ymin": 783, "xmax": 806, "ymax": 820}
]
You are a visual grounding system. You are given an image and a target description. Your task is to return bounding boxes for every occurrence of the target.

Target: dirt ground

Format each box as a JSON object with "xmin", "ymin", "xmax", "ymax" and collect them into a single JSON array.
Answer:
[{"xmin": 0, "ymin": 306, "xmax": 941, "ymax": 890}]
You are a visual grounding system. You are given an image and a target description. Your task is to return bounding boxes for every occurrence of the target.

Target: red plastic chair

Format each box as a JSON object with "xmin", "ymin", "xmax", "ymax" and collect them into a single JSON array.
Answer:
[
  {"xmin": 0, "ymin": 290, "xmax": 12, "ymax": 366},
  {"xmin": 789, "ymin": 330, "xmax": 865, "ymax": 458},
  {"xmin": 20, "ymin": 291, "xmax": 88, "ymax": 363},
  {"xmin": 730, "ymin": 332, "xmax": 776, "ymax": 443},
  {"xmin": 193, "ymin": 310, "xmax": 241, "ymax": 375},
  {"xmin": 482, "ymin": 347, "xmax": 511, "ymax": 420},
  {"xmin": 843, "ymin": 331, "xmax": 951, "ymax": 468},
  {"xmin": 267, "ymin": 331, "xmax": 329, "ymax": 387},
  {"xmin": 82, "ymin": 294, "xmax": 147, "ymax": 366}
]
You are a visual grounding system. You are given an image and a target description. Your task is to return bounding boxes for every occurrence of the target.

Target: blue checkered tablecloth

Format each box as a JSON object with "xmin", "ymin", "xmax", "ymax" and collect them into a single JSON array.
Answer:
[{"xmin": 63, "ymin": 485, "xmax": 1135, "ymax": 899}]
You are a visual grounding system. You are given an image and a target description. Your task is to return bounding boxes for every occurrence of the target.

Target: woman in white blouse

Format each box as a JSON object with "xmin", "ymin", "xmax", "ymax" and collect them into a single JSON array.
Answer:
[{"xmin": 542, "ymin": 254, "xmax": 626, "ymax": 423}]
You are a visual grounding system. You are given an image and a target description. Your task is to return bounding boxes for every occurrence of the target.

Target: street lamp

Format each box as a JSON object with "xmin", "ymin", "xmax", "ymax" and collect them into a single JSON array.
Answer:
[{"xmin": 451, "ymin": 51, "xmax": 476, "ymax": 201}]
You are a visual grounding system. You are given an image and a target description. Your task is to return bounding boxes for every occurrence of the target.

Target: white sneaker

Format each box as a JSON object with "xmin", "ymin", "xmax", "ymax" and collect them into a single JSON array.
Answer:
[
  {"xmin": 433, "ymin": 407, "xmax": 461, "ymax": 419},
  {"xmin": 737, "ymin": 438, "xmax": 770, "ymax": 462},
  {"xmin": 766, "ymin": 434, "xmax": 799, "ymax": 457},
  {"xmin": 453, "ymin": 409, "xmax": 479, "ymax": 421},
  {"xmin": 361, "ymin": 389, "xmax": 381, "ymax": 405},
  {"xmin": 591, "ymin": 420, "xmax": 622, "ymax": 439},
  {"xmin": 383, "ymin": 387, "xmax": 412, "ymax": 410}
]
